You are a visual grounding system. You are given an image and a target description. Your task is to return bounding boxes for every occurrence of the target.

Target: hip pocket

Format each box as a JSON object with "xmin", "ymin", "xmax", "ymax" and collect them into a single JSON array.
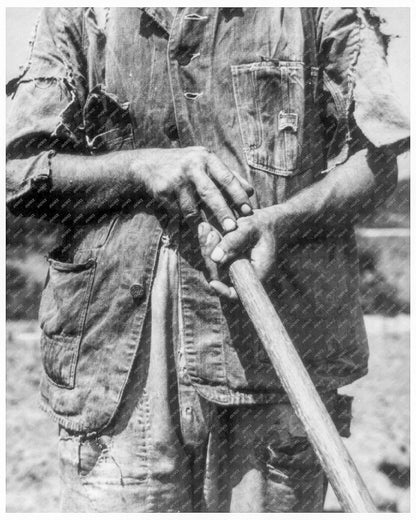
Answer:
[
  {"xmin": 231, "ymin": 60, "xmax": 304, "ymax": 176},
  {"xmin": 39, "ymin": 254, "xmax": 96, "ymax": 389}
]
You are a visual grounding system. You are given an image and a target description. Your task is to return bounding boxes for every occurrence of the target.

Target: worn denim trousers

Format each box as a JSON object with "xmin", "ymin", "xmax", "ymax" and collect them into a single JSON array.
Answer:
[{"xmin": 58, "ymin": 240, "xmax": 333, "ymax": 512}]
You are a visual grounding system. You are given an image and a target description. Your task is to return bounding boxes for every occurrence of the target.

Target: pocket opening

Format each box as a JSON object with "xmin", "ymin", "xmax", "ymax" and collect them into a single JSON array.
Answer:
[
  {"xmin": 39, "ymin": 256, "xmax": 97, "ymax": 389},
  {"xmin": 47, "ymin": 256, "xmax": 96, "ymax": 273},
  {"xmin": 231, "ymin": 60, "xmax": 305, "ymax": 176}
]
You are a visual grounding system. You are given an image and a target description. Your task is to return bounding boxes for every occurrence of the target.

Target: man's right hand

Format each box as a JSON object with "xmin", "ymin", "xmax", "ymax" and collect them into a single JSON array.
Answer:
[
  {"xmin": 45, "ymin": 146, "xmax": 253, "ymax": 227},
  {"xmin": 129, "ymin": 146, "xmax": 254, "ymax": 231}
]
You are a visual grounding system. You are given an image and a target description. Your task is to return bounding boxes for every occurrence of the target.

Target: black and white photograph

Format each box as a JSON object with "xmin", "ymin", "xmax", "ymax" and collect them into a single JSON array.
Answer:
[{"xmin": 5, "ymin": 4, "xmax": 411, "ymax": 514}]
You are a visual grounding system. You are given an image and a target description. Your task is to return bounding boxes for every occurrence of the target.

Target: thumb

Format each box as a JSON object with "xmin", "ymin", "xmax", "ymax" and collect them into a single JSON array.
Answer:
[{"xmin": 210, "ymin": 227, "xmax": 251, "ymax": 265}]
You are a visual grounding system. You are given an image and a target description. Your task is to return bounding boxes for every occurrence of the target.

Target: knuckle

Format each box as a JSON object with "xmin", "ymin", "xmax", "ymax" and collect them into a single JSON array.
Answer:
[
  {"xmin": 191, "ymin": 146, "xmax": 209, "ymax": 161},
  {"xmin": 221, "ymin": 172, "xmax": 235, "ymax": 187},
  {"xmin": 240, "ymin": 218, "xmax": 251, "ymax": 229},
  {"xmin": 156, "ymin": 181, "xmax": 172, "ymax": 199},
  {"xmin": 216, "ymin": 208, "xmax": 231, "ymax": 221},
  {"xmin": 185, "ymin": 157, "xmax": 201, "ymax": 174},
  {"xmin": 224, "ymin": 234, "xmax": 238, "ymax": 250},
  {"xmin": 176, "ymin": 176, "xmax": 190, "ymax": 191},
  {"xmin": 197, "ymin": 181, "xmax": 215, "ymax": 200},
  {"xmin": 192, "ymin": 145, "xmax": 207, "ymax": 153}
]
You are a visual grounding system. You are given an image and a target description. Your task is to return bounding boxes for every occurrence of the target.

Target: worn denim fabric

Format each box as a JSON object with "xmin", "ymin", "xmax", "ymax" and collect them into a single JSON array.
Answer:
[
  {"xmin": 58, "ymin": 239, "xmax": 348, "ymax": 511},
  {"xmin": 6, "ymin": 8, "xmax": 409, "ymax": 433},
  {"xmin": 59, "ymin": 392, "xmax": 339, "ymax": 512}
]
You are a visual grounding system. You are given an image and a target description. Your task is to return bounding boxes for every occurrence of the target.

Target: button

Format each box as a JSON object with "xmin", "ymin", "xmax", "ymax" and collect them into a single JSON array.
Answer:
[
  {"xmin": 130, "ymin": 283, "xmax": 144, "ymax": 300},
  {"xmin": 164, "ymin": 122, "xmax": 179, "ymax": 140}
]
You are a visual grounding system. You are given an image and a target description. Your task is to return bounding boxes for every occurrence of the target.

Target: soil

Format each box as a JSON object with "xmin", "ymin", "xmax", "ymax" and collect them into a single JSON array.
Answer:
[{"xmin": 6, "ymin": 315, "xmax": 410, "ymax": 512}]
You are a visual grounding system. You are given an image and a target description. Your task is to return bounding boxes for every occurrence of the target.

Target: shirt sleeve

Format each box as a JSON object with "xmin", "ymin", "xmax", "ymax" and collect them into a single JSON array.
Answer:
[
  {"xmin": 316, "ymin": 7, "xmax": 410, "ymax": 172},
  {"xmin": 6, "ymin": 7, "xmax": 87, "ymax": 219}
]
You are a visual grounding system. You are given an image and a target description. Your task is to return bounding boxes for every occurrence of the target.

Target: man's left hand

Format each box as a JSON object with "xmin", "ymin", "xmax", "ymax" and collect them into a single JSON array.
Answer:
[{"xmin": 198, "ymin": 207, "xmax": 289, "ymax": 300}]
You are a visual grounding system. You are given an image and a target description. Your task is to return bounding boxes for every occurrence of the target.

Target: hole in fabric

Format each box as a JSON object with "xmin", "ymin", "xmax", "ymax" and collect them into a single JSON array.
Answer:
[
  {"xmin": 184, "ymin": 91, "xmax": 203, "ymax": 100},
  {"xmin": 184, "ymin": 13, "xmax": 208, "ymax": 21}
]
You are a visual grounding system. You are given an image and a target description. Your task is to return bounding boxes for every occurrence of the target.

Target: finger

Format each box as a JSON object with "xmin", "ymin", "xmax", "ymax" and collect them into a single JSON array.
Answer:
[
  {"xmin": 197, "ymin": 221, "xmax": 212, "ymax": 248},
  {"xmin": 210, "ymin": 224, "xmax": 255, "ymax": 265},
  {"xmin": 192, "ymin": 172, "xmax": 237, "ymax": 233},
  {"xmin": 200, "ymin": 225, "xmax": 222, "ymax": 256},
  {"xmin": 198, "ymin": 223, "xmax": 222, "ymax": 281},
  {"xmin": 231, "ymin": 169, "xmax": 254, "ymax": 197},
  {"xmin": 178, "ymin": 185, "xmax": 201, "ymax": 226},
  {"xmin": 207, "ymin": 154, "xmax": 253, "ymax": 216},
  {"xmin": 209, "ymin": 280, "xmax": 238, "ymax": 300}
]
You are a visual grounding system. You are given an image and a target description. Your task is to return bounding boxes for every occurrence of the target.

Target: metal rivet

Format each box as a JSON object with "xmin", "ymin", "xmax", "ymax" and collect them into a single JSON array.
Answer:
[{"xmin": 130, "ymin": 283, "xmax": 144, "ymax": 300}]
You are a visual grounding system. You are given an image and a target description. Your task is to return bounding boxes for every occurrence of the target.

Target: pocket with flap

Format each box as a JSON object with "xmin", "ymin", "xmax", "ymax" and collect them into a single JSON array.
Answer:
[
  {"xmin": 231, "ymin": 60, "xmax": 305, "ymax": 176},
  {"xmin": 39, "ymin": 253, "xmax": 96, "ymax": 388}
]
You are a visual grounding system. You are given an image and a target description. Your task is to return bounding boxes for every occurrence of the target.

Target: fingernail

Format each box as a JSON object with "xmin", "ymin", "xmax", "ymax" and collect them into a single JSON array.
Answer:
[
  {"xmin": 206, "ymin": 231, "xmax": 217, "ymax": 245},
  {"xmin": 211, "ymin": 247, "xmax": 225, "ymax": 262},
  {"xmin": 223, "ymin": 218, "xmax": 236, "ymax": 232},
  {"xmin": 241, "ymin": 203, "xmax": 252, "ymax": 215},
  {"xmin": 198, "ymin": 222, "xmax": 210, "ymax": 234},
  {"xmin": 198, "ymin": 222, "xmax": 210, "ymax": 243}
]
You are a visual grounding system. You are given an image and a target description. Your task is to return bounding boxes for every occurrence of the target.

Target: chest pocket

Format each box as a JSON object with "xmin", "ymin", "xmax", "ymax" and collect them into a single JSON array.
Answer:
[{"xmin": 231, "ymin": 60, "xmax": 305, "ymax": 176}]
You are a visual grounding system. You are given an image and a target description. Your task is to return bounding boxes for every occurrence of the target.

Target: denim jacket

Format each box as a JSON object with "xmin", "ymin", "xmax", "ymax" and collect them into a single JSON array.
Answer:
[{"xmin": 6, "ymin": 8, "xmax": 409, "ymax": 433}]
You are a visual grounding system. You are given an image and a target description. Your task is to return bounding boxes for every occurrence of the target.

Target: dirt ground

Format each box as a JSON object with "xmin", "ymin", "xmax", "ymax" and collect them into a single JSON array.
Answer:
[{"xmin": 6, "ymin": 315, "xmax": 410, "ymax": 512}]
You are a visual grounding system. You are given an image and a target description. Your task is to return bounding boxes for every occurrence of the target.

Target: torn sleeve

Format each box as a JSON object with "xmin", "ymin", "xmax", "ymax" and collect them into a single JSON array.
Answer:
[
  {"xmin": 6, "ymin": 8, "xmax": 87, "ymax": 219},
  {"xmin": 316, "ymin": 7, "xmax": 410, "ymax": 172}
]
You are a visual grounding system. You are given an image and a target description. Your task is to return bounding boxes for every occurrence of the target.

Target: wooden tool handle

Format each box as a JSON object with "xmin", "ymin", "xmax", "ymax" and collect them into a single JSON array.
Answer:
[{"xmin": 229, "ymin": 258, "xmax": 377, "ymax": 512}]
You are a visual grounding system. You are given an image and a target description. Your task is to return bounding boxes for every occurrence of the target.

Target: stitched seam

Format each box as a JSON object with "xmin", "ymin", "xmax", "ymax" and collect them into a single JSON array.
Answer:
[
  {"xmin": 322, "ymin": 11, "xmax": 362, "ymax": 174},
  {"xmin": 142, "ymin": 390, "xmax": 153, "ymax": 511},
  {"xmin": 345, "ymin": 9, "xmax": 363, "ymax": 145},
  {"xmin": 231, "ymin": 66, "xmax": 260, "ymax": 151},
  {"xmin": 68, "ymin": 260, "xmax": 97, "ymax": 386},
  {"xmin": 39, "ymin": 395, "xmax": 88, "ymax": 431},
  {"xmin": 232, "ymin": 62, "xmax": 301, "ymax": 175},
  {"xmin": 41, "ymin": 260, "xmax": 96, "ymax": 389},
  {"xmin": 91, "ymin": 228, "xmax": 163, "ymax": 436}
]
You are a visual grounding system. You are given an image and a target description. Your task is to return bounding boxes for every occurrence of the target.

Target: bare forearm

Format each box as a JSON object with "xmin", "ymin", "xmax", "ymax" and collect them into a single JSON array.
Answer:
[
  {"xmin": 268, "ymin": 147, "xmax": 398, "ymax": 242},
  {"xmin": 50, "ymin": 151, "xmax": 139, "ymax": 223},
  {"xmin": 6, "ymin": 150, "xmax": 141, "ymax": 224},
  {"xmin": 7, "ymin": 146, "xmax": 253, "ymax": 229}
]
